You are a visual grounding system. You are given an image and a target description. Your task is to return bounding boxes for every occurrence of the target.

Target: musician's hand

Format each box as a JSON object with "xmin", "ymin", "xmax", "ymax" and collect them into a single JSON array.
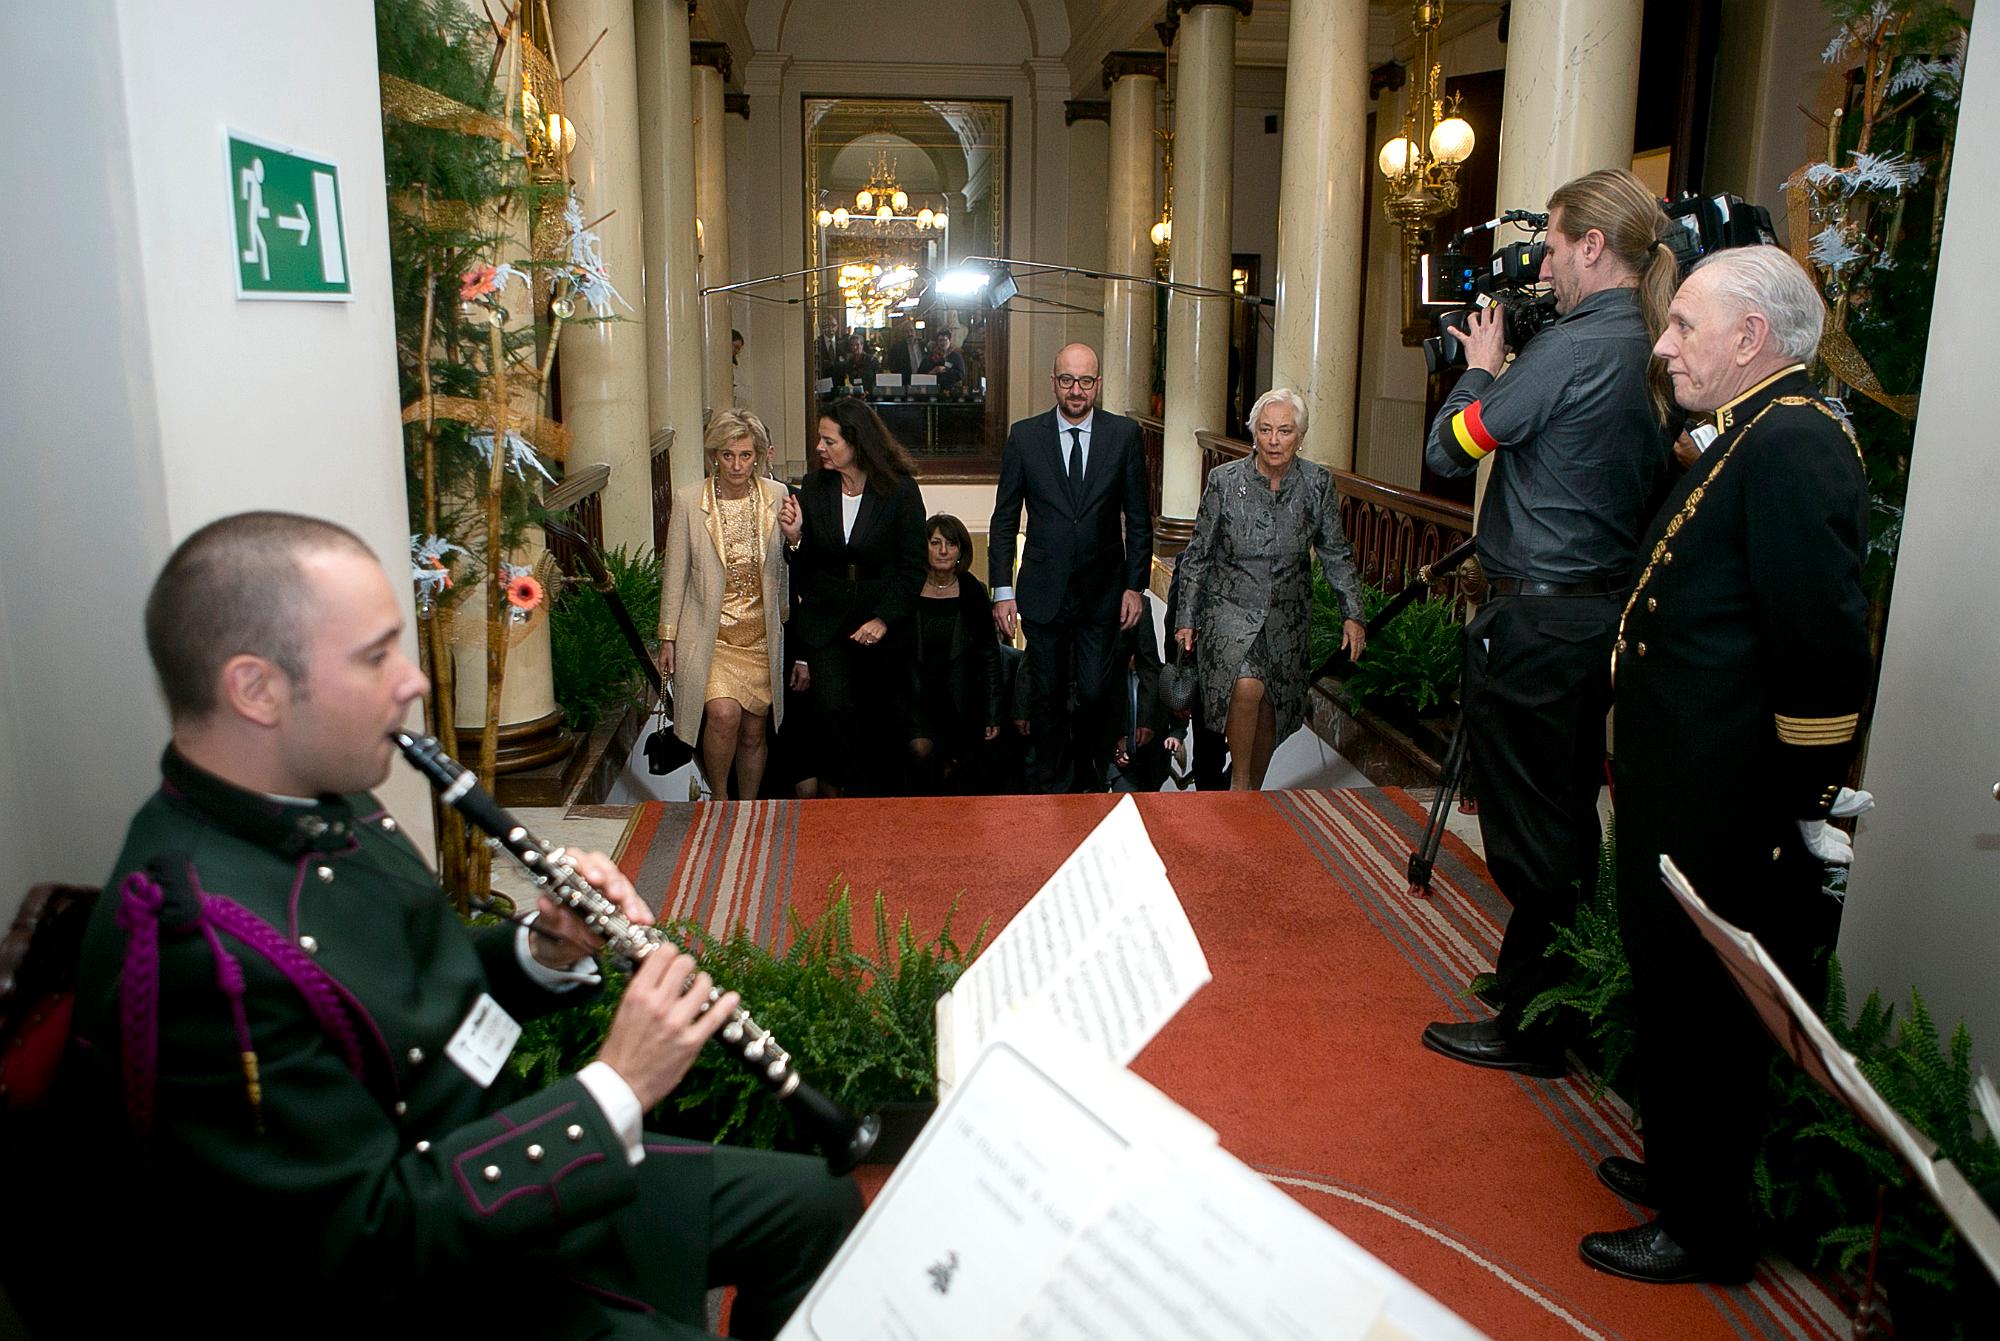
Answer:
[
  {"xmin": 532, "ymin": 850, "xmax": 653, "ymax": 970},
  {"xmin": 598, "ymin": 945, "xmax": 738, "ymax": 1111}
]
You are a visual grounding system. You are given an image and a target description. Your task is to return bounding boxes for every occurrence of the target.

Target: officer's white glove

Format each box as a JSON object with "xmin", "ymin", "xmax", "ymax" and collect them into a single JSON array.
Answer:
[
  {"xmin": 1798, "ymin": 819, "xmax": 1855, "ymax": 865},
  {"xmin": 1828, "ymin": 787, "xmax": 1875, "ymax": 819}
]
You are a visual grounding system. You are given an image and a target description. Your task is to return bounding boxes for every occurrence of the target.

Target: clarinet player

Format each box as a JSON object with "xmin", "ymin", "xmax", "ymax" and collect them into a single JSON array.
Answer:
[{"xmin": 67, "ymin": 512, "xmax": 859, "ymax": 1337}]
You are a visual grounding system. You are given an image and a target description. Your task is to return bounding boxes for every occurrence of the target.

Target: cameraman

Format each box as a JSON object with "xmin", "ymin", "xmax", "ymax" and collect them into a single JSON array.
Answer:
[{"xmin": 1419, "ymin": 169, "xmax": 1676, "ymax": 1078}]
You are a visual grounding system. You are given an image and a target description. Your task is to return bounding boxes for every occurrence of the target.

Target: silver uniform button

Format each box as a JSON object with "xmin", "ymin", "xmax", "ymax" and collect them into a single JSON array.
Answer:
[
  {"xmin": 298, "ymin": 935, "xmax": 319, "ymax": 956},
  {"xmin": 566, "ymin": 1124, "xmax": 585, "ymax": 1142},
  {"xmin": 483, "ymin": 1165, "xmax": 502, "ymax": 1183},
  {"xmin": 525, "ymin": 1144, "xmax": 545, "ymax": 1162},
  {"xmin": 407, "ymin": 1047, "xmax": 424, "ymax": 1065},
  {"xmin": 315, "ymin": 865, "xmax": 335, "ymax": 883},
  {"xmin": 393, "ymin": 1101, "xmax": 407, "ymax": 1116},
  {"xmin": 381, "ymin": 816, "xmax": 399, "ymax": 833},
  {"xmin": 414, "ymin": 1140, "xmax": 431, "ymax": 1153}
]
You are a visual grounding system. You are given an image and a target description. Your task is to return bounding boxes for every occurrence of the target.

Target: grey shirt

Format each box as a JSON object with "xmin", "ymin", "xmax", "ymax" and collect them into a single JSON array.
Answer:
[{"xmin": 1425, "ymin": 287, "xmax": 1667, "ymax": 584}]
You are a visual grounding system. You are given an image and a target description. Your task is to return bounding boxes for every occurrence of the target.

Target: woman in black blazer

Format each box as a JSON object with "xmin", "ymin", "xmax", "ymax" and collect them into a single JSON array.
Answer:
[
  {"xmin": 779, "ymin": 396, "xmax": 926, "ymax": 796},
  {"xmin": 907, "ymin": 513, "xmax": 1003, "ymax": 794}
]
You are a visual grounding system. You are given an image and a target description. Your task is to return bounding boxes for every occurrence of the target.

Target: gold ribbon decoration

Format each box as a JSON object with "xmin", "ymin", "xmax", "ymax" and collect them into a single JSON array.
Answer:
[{"xmin": 380, "ymin": 73, "xmax": 521, "ymax": 148}]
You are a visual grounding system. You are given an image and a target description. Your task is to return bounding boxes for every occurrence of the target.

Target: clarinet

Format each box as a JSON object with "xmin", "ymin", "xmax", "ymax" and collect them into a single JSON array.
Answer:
[{"xmin": 392, "ymin": 731, "xmax": 880, "ymax": 1174}]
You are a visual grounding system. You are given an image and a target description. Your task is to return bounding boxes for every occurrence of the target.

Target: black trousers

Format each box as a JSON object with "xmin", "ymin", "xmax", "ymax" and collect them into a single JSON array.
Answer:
[
  {"xmin": 1459, "ymin": 592, "xmax": 1620, "ymax": 1035},
  {"xmin": 805, "ymin": 634, "xmax": 908, "ymax": 796},
  {"xmin": 1022, "ymin": 609, "xmax": 1119, "ymax": 793},
  {"xmin": 1613, "ymin": 791, "xmax": 1835, "ymax": 1267}
]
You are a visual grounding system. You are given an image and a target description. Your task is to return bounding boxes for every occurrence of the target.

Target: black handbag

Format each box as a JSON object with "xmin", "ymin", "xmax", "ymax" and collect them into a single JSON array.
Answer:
[
  {"xmin": 643, "ymin": 698, "xmax": 692, "ymax": 775},
  {"xmin": 1160, "ymin": 638, "xmax": 1199, "ymax": 715}
]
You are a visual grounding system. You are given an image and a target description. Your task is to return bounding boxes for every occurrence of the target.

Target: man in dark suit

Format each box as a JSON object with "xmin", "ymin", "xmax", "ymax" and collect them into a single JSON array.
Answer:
[
  {"xmin": 989, "ymin": 342, "xmax": 1153, "ymax": 792},
  {"xmin": 1579, "ymin": 246, "xmax": 1873, "ymax": 1284}
]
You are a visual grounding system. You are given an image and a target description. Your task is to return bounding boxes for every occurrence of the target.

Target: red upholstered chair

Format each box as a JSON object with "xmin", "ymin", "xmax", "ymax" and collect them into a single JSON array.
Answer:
[{"xmin": 0, "ymin": 883, "xmax": 98, "ymax": 1337}]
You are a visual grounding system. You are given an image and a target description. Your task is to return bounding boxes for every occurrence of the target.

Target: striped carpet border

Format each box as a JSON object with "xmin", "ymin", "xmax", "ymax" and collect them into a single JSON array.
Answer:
[
  {"xmin": 663, "ymin": 800, "xmax": 801, "ymax": 950},
  {"xmin": 1271, "ymin": 788, "xmax": 1846, "ymax": 1341}
]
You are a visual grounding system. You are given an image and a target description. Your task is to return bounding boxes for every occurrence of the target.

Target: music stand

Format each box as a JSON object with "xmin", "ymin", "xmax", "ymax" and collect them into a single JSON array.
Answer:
[{"xmin": 1660, "ymin": 855, "xmax": 2000, "ymax": 1288}]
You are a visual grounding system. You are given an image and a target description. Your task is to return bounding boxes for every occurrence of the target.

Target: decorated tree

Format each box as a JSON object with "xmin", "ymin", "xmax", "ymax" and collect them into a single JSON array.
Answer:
[
  {"xmin": 1783, "ymin": 0, "xmax": 1968, "ymax": 643},
  {"xmin": 377, "ymin": 0, "xmax": 625, "ymax": 898}
]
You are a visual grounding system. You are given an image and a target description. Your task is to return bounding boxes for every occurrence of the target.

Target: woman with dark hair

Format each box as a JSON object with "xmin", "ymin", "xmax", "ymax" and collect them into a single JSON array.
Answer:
[
  {"xmin": 906, "ymin": 513, "xmax": 1003, "ymax": 793},
  {"xmin": 779, "ymin": 396, "xmax": 926, "ymax": 796}
]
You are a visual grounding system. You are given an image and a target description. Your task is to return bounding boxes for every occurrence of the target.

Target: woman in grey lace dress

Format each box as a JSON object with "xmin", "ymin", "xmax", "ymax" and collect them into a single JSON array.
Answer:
[{"xmin": 1172, "ymin": 388, "xmax": 1367, "ymax": 789}]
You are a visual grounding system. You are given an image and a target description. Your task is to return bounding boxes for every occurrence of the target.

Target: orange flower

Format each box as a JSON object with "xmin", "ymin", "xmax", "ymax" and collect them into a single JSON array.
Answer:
[
  {"xmin": 460, "ymin": 264, "xmax": 499, "ymax": 301},
  {"xmin": 424, "ymin": 556, "xmax": 453, "ymax": 589},
  {"xmin": 506, "ymin": 573, "xmax": 543, "ymax": 610}
]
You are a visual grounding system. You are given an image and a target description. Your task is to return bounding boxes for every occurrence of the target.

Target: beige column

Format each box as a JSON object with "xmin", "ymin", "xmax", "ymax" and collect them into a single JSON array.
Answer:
[
  {"xmin": 1270, "ymin": 0, "xmax": 1368, "ymax": 470},
  {"xmin": 552, "ymin": 0, "xmax": 652, "ymax": 552},
  {"xmin": 1492, "ymin": 0, "xmax": 1643, "ymax": 236},
  {"xmin": 692, "ymin": 42, "xmax": 734, "ymax": 417},
  {"xmin": 1158, "ymin": 1, "xmax": 1243, "ymax": 548},
  {"xmin": 1101, "ymin": 53, "xmax": 1164, "ymax": 420},
  {"xmin": 634, "ymin": 0, "xmax": 707, "ymax": 490},
  {"xmin": 1478, "ymin": 0, "xmax": 1642, "ymax": 512}
]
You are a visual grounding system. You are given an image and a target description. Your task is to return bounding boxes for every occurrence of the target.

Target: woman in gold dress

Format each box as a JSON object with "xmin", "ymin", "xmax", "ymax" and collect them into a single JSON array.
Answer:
[{"xmin": 658, "ymin": 409, "xmax": 799, "ymax": 799}]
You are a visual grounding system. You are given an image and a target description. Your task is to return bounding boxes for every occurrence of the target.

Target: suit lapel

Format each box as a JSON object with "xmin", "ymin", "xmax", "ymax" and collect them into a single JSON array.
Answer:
[
  {"xmin": 698, "ymin": 477, "xmax": 725, "ymax": 567},
  {"xmin": 1078, "ymin": 415, "xmax": 1114, "ymax": 510},
  {"xmin": 1044, "ymin": 410, "xmax": 1077, "ymax": 515}
]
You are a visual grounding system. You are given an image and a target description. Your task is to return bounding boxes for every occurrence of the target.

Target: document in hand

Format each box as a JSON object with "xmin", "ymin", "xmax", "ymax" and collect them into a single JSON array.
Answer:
[
  {"xmin": 933, "ymin": 795, "xmax": 1211, "ymax": 1094},
  {"xmin": 778, "ymin": 1026, "xmax": 1486, "ymax": 1341},
  {"xmin": 1661, "ymin": 855, "xmax": 2000, "ymax": 1284}
]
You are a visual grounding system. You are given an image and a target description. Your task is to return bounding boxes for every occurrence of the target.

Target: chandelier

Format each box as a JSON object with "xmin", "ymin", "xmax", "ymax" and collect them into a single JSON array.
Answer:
[
  {"xmin": 836, "ymin": 261, "xmax": 919, "ymax": 321},
  {"xmin": 1377, "ymin": 1, "xmax": 1476, "ymax": 336},
  {"xmin": 816, "ymin": 149, "xmax": 946, "ymax": 232}
]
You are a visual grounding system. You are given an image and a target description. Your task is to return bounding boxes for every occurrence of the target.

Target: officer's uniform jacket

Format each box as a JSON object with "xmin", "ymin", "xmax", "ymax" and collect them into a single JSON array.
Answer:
[
  {"xmin": 1613, "ymin": 365, "xmax": 1873, "ymax": 865},
  {"xmin": 74, "ymin": 748, "xmax": 675, "ymax": 1336}
]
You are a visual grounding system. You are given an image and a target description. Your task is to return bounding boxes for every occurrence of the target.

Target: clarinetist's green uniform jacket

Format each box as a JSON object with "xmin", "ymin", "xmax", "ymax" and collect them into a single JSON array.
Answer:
[{"xmin": 71, "ymin": 747, "xmax": 855, "ymax": 1338}]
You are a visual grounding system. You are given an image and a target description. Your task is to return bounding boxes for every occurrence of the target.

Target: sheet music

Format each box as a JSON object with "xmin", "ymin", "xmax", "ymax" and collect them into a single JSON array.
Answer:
[
  {"xmin": 1661, "ymin": 856, "xmax": 2000, "ymax": 1283},
  {"xmin": 780, "ymin": 1033, "xmax": 1479, "ymax": 1341},
  {"xmin": 939, "ymin": 796, "xmax": 1210, "ymax": 1089}
]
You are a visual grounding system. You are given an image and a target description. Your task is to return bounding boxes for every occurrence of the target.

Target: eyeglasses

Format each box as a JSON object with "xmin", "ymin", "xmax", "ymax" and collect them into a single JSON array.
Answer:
[{"xmin": 1053, "ymin": 374, "xmax": 1100, "ymax": 390}]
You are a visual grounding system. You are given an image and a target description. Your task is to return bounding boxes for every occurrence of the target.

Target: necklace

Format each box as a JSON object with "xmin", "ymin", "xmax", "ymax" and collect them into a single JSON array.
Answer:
[
  {"xmin": 839, "ymin": 474, "xmax": 865, "ymax": 497},
  {"xmin": 925, "ymin": 574, "xmax": 956, "ymax": 589}
]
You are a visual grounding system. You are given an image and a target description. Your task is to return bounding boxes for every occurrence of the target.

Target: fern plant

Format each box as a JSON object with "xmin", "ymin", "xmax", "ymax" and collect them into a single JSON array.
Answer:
[
  {"xmin": 547, "ymin": 544, "xmax": 662, "ymax": 731},
  {"xmin": 1519, "ymin": 824, "xmax": 1637, "ymax": 1100},
  {"xmin": 1754, "ymin": 959, "xmax": 2000, "ymax": 1330},
  {"xmin": 512, "ymin": 881, "xmax": 989, "ymax": 1153},
  {"xmin": 1311, "ymin": 571, "xmax": 1463, "ymax": 721}
]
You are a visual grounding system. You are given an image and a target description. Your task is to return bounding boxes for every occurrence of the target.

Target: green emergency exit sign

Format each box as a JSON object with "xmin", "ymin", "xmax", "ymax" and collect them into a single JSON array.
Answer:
[{"xmin": 227, "ymin": 131, "xmax": 351, "ymax": 300}]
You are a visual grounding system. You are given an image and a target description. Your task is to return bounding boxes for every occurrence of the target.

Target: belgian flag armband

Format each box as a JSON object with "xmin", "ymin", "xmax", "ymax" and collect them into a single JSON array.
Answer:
[{"xmin": 1447, "ymin": 401, "xmax": 1501, "ymax": 461}]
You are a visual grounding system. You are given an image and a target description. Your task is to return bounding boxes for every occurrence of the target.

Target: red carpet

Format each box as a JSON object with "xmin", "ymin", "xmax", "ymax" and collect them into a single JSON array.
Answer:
[{"xmin": 617, "ymin": 789, "xmax": 1845, "ymax": 1340}]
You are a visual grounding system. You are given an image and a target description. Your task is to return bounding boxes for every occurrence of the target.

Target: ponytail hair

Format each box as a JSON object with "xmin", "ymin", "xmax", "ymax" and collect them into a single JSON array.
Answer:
[{"xmin": 1548, "ymin": 168, "xmax": 1677, "ymax": 420}]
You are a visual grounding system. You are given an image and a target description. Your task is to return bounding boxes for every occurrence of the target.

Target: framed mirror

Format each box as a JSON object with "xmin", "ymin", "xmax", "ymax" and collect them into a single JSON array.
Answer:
[{"xmin": 804, "ymin": 97, "xmax": 1009, "ymax": 467}]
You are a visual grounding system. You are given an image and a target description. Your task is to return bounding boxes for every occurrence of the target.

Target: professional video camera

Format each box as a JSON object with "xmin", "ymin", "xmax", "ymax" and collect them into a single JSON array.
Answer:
[
  {"xmin": 1419, "ymin": 193, "xmax": 1778, "ymax": 375},
  {"xmin": 1421, "ymin": 210, "xmax": 1556, "ymax": 375},
  {"xmin": 1661, "ymin": 191, "xmax": 1777, "ymax": 275}
]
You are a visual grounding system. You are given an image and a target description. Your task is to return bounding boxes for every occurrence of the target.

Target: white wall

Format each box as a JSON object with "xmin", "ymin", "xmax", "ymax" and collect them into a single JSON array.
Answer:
[
  {"xmin": 0, "ymin": 0, "xmax": 430, "ymax": 919},
  {"xmin": 1838, "ymin": 4, "xmax": 2000, "ymax": 1078}
]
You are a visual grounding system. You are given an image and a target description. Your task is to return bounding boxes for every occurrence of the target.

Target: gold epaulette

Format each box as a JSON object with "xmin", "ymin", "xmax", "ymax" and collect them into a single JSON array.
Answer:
[{"xmin": 1774, "ymin": 712, "xmax": 1859, "ymax": 746}]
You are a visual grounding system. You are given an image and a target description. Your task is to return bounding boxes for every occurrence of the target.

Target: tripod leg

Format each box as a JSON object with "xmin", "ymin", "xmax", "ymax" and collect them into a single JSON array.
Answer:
[{"xmin": 1407, "ymin": 723, "xmax": 1471, "ymax": 897}]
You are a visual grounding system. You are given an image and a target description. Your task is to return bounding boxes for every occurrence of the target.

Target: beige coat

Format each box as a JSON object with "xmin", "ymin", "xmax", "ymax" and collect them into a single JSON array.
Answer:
[{"xmin": 658, "ymin": 476, "xmax": 791, "ymax": 745}]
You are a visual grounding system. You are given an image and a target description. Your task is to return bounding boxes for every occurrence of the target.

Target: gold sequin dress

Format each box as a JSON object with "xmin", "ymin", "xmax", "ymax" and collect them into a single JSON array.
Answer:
[{"xmin": 704, "ymin": 487, "xmax": 772, "ymax": 714}]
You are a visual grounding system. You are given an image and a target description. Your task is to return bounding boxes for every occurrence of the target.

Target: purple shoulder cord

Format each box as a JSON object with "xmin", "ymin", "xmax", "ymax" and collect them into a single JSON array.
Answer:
[{"xmin": 116, "ymin": 867, "xmax": 388, "ymax": 1148}]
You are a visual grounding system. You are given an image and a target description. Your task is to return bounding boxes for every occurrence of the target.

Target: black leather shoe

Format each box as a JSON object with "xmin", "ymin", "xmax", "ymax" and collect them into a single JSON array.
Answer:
[
  {"xmin": 1419, "ymin": 1019, "xmax": 1566, "ymax": 1078},
  {"xmin": 1596, "ymin": 1156, "xmax": 1658, "ymax": 1209},
  {"xmin": 1579, "ymin": 1221, "xmax": 1754, "ymax": 1285}
]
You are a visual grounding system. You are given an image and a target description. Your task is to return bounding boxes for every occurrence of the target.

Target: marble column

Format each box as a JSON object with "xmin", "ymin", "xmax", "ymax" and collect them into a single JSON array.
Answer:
[
  {"xmin": 1492, "ymin": 0, "xmax": 1643, "ymax": 241},
  {"xmin": 1270, "ymin": 0, "xmax": 1368, "ymax": 470},
  {"xmin": 1101, "ymin": 52, "xmax": 1164, "ymax": 421},
  {"xmin": 551, "ymin": 0, "xmax": 652, "ymax": 552},
  {"xmin": 1478, "ymin": 0, "xmax": 1642, "ymax": 515},
  {"xmin": 692, "ymin": 41, "xmax": 734, "ymax": 417},
  {"xmin": 1158, "ymin": 1, "xmax": 1246, "ymax": 549},
  {"xmin": 634, "ymin": 0, "xmax": 707, "ymax": 490}
]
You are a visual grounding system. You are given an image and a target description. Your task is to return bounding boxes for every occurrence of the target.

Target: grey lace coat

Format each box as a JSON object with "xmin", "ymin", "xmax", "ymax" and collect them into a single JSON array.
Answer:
[{"xmin": 1173, "ymin": 456, "xmax": 1366, "ymax": 740}]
